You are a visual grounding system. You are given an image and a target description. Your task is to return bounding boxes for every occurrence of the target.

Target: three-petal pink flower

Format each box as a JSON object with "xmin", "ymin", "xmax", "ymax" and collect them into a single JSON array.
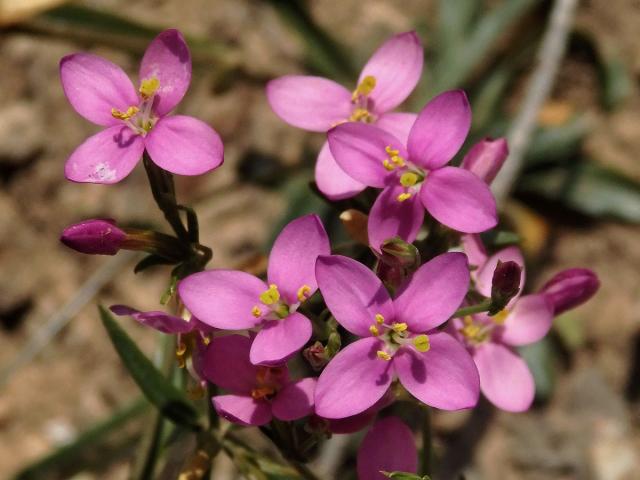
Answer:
[
  {"xmin": 60, "ymin": 29, "xmax": 223, "ymax": 183},
  {"xmin": 314, "ymin": 252, "xmax": 479, "ymax": 419},
  {"xmin": 266, "ymin": 32, "xmax": 423, "ymax": 200},
  {"xmin": 327, "ymin": 90, "xmax": 498, "ymax": 250},
  {"xmin": 202, "ymin": 334, "xmax": 316, "ymax": 426},
  {"xmin": 178, "ymin": 214, "xmax": 330, "ymax": 366}
]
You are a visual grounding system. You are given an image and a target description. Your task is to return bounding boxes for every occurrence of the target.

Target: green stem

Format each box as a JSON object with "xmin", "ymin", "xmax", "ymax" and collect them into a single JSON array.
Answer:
[
  {"xmin": 452, "ymin": 299, "xmax": 492, "ymax": 318},
  {"xmin": 289, "ymin": 460, "xmax": 322, "ymax": 480}
]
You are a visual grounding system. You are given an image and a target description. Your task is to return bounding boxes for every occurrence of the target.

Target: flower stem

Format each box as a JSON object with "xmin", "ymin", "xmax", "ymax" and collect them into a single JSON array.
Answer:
[
  {"xmin": 452, "ymin": 299, "xmax": 492, "ymax": 318},
  {"xmin": 289, "ymin": 460, "xmax": 322, "ymax": 480}
]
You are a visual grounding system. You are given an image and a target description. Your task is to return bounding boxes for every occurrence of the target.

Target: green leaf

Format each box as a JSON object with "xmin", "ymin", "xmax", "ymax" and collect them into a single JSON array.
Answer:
[
  {"xmin": 382, "ymin": 472, "xmax": 431, "ymax": 480},
  {"xmin": 518, "ymin": 162, "xmax": 640, "ymax": 222},
  {"xmin": 13, "ymin": 399, "xmax": 148, "ymax": 480},
  {"xmin": 98, "ymin": 306, "xmax": 200, "ymax": 428}
]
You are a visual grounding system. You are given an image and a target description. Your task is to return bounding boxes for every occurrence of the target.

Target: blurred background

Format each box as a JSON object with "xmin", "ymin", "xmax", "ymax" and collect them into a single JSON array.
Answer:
[{"xmin": 0, "ymin": 0, "xmax": 639, "ymax": 478}]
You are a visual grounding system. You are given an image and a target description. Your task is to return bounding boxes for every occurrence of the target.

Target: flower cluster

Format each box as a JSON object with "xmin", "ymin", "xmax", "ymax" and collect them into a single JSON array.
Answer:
[{"xmin": 60, "ymin": 29, "xmax": 599, "ymax": 480}]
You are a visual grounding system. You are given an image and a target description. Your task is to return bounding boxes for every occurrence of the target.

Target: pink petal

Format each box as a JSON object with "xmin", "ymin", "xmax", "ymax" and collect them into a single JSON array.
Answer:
[
  {"xmin": 139, "ymin": 29, "xmax": 191, "ymax": 116},
  {"xmin": 327, "ymin": 122, "xmax": 406, "ymax": 188},
  {"xmin": 65, "ymin": 125, "xmax": 144, "ymax": 184},
  {"xmin": 145, "ymin": 115, "xmax": 223, "ymax": 175},
  {"xmin": 315, "ymin": 337, "xmax": 393, "ymax": 419},
  {"xmin": 249, "ymin": 313, "xmax": 312, "ymax": 366},
  {"xmin": 367, "ymin": 186, "xmax": 424, "ymax": 252},
  {"xmin": 109, "ymin": 305, "xmax": 194, "ymax": 334},
  {"xmin": 359, "ymin": 31, "xmax": 424, "ymax": 114},
  {"xmin": 272, "ymin": 377, "xmax": 316, "ymax": 421},
  {"xmin": 60, "ymin": 53, "xmax": 138, "ymax": 127},
  {"xmin": 500, "ymin": 294, "xmax": 554, "ymax": 346},
  {"xmin": 394, "ymin": 253, "xmax": 469, "ymax": 332},
  {"xmin": 178, "ymin": 270, "xmax": 267, "ymax": 330},
  {"xmin": 201, "ymin": 335, "xmax": 259, "ymax": 395},
  {"xmin": 421, "ymin": 166, "xmax": 498, "ymax": 233},
  {"xmin": 212, "ymin": 394, "xmax": 272, "ymax": 426},
  {"xmin": 266, "ymin": 75, "xmax": 352, "ymax": 132},
  {"xmin": 540, "ymin": 268, "xmax": 600, "ymax": 315},
  {"xmin": 315, "ymin": 141, "xmax": 366, "ymax": 200},
  {"xmin": 328, "ymin": 390, "xmax": 394, "ymax": 434},
  {"xmin": 375, "ymin": 112, "xmax": 418, "ymax": 144},
  {"xmin": 461, "ymin": 234, "xmax": 488, "ymax": 270},
  {"xmin": 407, "ymin": 90, "xmax": 471, "ymax": 169},
  {"xmin": 473, "ymin": 341, "xmax": 534, "ymax": 412},
  {"xmin": 316, "ymin": 255, "xmax": 394, "ymax": 337},
  {"xmin": 394, "ymin": 332, "xmax": 479, "ymax": 410},
  {"xmin": 267, "ymin": 214, "xmax": 330, "ymax": 304},
  {"xmin": 357, "ymin": 417, "xmax": 418, "ymax": 480},
  {"xmin": 461, "ymin": 137, "xmax": 509, "ymax": 184},
  {"xmin": 475, "ymin": 246, "xmax": 525, "ymax": 300}
]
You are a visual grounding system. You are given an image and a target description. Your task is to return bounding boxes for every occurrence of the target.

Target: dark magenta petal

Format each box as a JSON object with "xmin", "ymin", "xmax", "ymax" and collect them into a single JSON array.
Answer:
[
  {"xmin": 212, "ymin": 394, "xmax": 272, "ymax": 426},
  {"xmin": 272, "ymin": 377, "xmax": 316, "ymax": 421},
  {"xmin": 540, "ymin": 268, "xmax": 600, "ymax": 315},
  {"xmin": 61, "ymin": 219, "xmax": 126, "ymax": 255},
  {"xmin": 201, "ymin": 335, "xmax": 262, "ymax": 395},
  {"xmin": 475, "ymin": 246, "xmax": 525, "ymax": 301},
  {"xmin": 110, "ymin": 305, "xmax": 194, "ymax": 334}
]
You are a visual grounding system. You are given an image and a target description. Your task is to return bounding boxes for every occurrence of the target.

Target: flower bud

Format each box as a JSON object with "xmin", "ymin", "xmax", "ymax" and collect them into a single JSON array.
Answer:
[
  {"xmin": 60, "ymin": 219, "xmax": 126, "ymax": 255},
  {"xmin": 489, "ymin": 260, "xmax": 522, "ymax": 314},
  {"xmin": 462, "ymin": 137, "xmax": 508, "ymax": 185},
  {"xmin": 376, "ymin": 237, "xmax": 421, "ymax": 290},
  {"xmin": 540, "ymin": 268, "xmax": 599, "ymax": 315},
  {"xmin": 303, "ymin": 341, "xmax": 329, "ymax": 371}
]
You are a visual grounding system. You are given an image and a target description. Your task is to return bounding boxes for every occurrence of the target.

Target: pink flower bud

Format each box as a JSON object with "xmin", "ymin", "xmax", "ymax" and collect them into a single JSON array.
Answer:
[
  {"xmin": 462, "ymin": 137, "xmax": 509, "ymax": 184},
  {"xmin": 60, "ymin": 219, "xmax": 126, "ymax": 255},
  {"xmin": 540, "ymin": 268, "xmax": 599, "ymax": 315},
  {"xmin": 490, "ymin": 260, "xmax": 522, "ymax": 313}
]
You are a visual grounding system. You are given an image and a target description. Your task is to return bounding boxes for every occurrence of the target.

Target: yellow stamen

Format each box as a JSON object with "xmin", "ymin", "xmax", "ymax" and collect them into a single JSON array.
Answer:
[
  {"xmin": 390, "ymin": 155, "xmax": 405, "ymax": 167},
  {"xmin": 459, "ymin": 316, "xmax": 488, "ymax": 343},
  {"xmin": 397, "ymin": 192, "xmax": 412, "ymax": 202},
  {"xmin": 383, "ymin": 159, "xmax": 396, "ymax": 171},
  {"xmin": 176, "ymin": 342, "xmax": 187, "ymax": 356},
  {"xmin": 492, "ymin": 308, "xmax": 509, "ymax": 325},
  {"xmin": 251, "ymin": 306, "xmax": 262, "ymax": 317},
  {"xmin": 400, "ymin": 172, "xmax": 418, "ymax": 187},
  {"xmin": 391, "ymin": 322, "xmax": 408, "ymax": 333},
  {"xmin": 297, "ymin": 284, "xmax": 312, "ymax": 302},
  {"xmin": 139, "ymin": 77, "xmax": 160, "ymax": 99},
  {"xmin": 369, "ymin": 325, "xmax": 380, "ymax": 336},
  {"xmin": 201, "ymin": 335, "xmax": 211, "ymax": 345},
  {"xmin": 413, "ymin": 334, "xmax": 431, "ymax": 352},
  {"xmin": 352, "ymin": 75, "xmax": 376, "ymax": 101},
  {"xmin": 377, "ymin": 350, "xmax": 392, "ymax": 361},
  {"xmin": 251, "ymin": 386, "xmax": 276, "ymax": 400},
  {"xmin": 111, "ymin": 105, "xmax": 139, "ymax": 120},
  {"xmin": 375, "ymin": 313, "xmax": 385, "ymax": 324},
  {"xmin": 385, "ymin": 146, "xmax": 400, "ymax": 156},
  {"xmin": 349, "ymin": 107, "xmax": 374, "ymax": 123},
  {"xmin": 259, "ymin": 284, "xmax": 280, "ymax": 305}
]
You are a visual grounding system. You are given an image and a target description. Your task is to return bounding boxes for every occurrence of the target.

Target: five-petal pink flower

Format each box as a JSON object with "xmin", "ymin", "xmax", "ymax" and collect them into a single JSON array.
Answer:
[
  {"xmin": 178, "ymin": 214, "xmax": 330, "ymax": 366},
  {"xmin": 202, "ymin": 334, "xmax": 316, "ymax": 426},
  {"xmin": 60, "ymin": 29, "xmax": 223, "ymax": 183},
  {"xmin": 327, "ymin": 90, "xmax": 498, "ymax": 250},
  {"xmin": 314, "ymin": 252, "xmax": 479, "ymax": 419},
  {"xmin": 266, "ymin": 32, "xmax": 423, "ymax": 200}
]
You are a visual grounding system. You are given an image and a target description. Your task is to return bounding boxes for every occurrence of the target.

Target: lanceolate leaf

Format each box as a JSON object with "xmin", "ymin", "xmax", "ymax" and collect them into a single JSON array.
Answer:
[{"xmin": 98, "ymin": 306, "xmax": 200, "ymax": 428}]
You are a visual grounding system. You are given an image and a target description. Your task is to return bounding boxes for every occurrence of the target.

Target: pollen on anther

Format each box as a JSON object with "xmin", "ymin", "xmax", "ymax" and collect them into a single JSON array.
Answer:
[
  {"xmin": 251, "ymin": 306, "xmax": 262, "ymax": 318},
  {"xmin": 259, "ymin": 284, "xmax": 280, "ymax": 305},
  {"xmin": 139, "ymin": 77, "xmax": 160, "ymax": 98},
  {"xmin": 391, "ymin": 322, "xmax": 408, "ymax": 333},
  {"xmin": 397, "ymin": 192, "xmax": 412, "ymax": 202},
  {"xmin": 375, "ymin": 313, "xmax": 385, "ymax": 324},
  {"xmin": 376, "ymin": 350, "xmax": 392, "ymax": 361},
  {"xmin": 369, "ymin": 325, "xmax": 380, "ymax": 336},
  {"xmin": 297, "ymin": 284, "xmax": 312, "ymax": 302},
  {"xmin": 413, "ymin": 334, "xmax": 430, "ymax": 352}
]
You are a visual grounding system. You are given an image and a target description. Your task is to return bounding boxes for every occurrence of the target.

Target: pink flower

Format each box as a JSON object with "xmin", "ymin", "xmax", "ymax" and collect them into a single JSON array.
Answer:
[
  {"xmin": 266, "ymin": 32, "xmax": 423, "ymax": 200},
  {"xmin": 178, "ymin": 214, "xmax": 330, "ymax": 366},
  {"xmin": 202, "ymin": 334, "xmax": 316, "ymax": 426},
  {"xmin": 327, "ymin": 90, "xmax": 498, "ymax": 250},
  {"xmin": 540, "ymin": 268, "xmax": 599, "ymax": 315},
  {"xmin": 314, "ymin": 252, "xmax": 479, "ymax": 419},
  {"xmin": 454, "ymin": 245, "xmax": 553, "ymax": 412},
  {"xmin": 461, "ymin": 137, "xmax": 509, "ymax": 184},
  {"xmin": 357, "ymin": 417, "xmax": 418, "ymax": 480},
  {"xmin": 60, "ymin": 29, "xmax": 223, "ymax": 183},
  {"xmin": 61, "ymin": 218, "xmax": 126, "ymax": 255}
]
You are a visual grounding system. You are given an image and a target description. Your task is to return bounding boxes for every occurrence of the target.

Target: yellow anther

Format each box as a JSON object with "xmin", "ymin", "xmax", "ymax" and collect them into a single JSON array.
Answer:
[
  {"xmin": 377, "ymin": 350, "xmax": 392, "ymax": 361},
  {"xmin": 385, "ymin": 145, "xmax": 400, "ymax": 156},
  {"xmin": 352, "ymin": 75, "xmax": 376, "ymax": 101},
  {"xmin": 176, "ymin": 342, "xmax": 187, "ymax": 356},
  {"xmin": 259, "ymin": 284, "xmax": 280, "ymax": 305},
  {"xmin": 400, "ymin": 172, "xmax": 419, "ymax": 187},
  {"xmin": 349, "ymin": 107, "xmax": 374, "ymax": 123},
  {"xmin": 369, "ymin": 325, "xmax": 380, "ymax": 336},
  {"xmin": 375, "ymin": 313, "xmax": 385, "ymax": 324},
  {"xmin": 111, "ymin": 106, "xmax": 139, "ymax": 120},
  {"xmin": 390, "ymin": 155, "xmax": 405, "ymax": 167},
  {"xmin": 201, "ymin": 335, "xmax": 211, "ymax": 346},
  {"xmin": 413, "ymin": 334, "xmax": 431, "ymax": 352},
  {"xmin": 139, "ymin": 77, "xmax": 160, "ymax": 98},
  {"xmin": 397, "ymin": 192, "xmax": 412, "ymax": 202},
  {"xmin": 391, "ymin": 322, "xmax": 408, "ymax": 333},
  {"xmin": 251, "ymin": 386, "xmax": 276, "ymax": 400},
  {"xmin": 297, "ymin": 284, "xmax": 312, "ymax": 302},
  {"xmin": 459, "ymin": 316, "xmax": 488, "ymax": 343},
  {"xmin": 492, "ymin": 308, "xmax": 509, "ymax": 325},
  {"xmin": 383, "ymin": 159, "xmax": 396, "ymax": 171},
  {"xmin": 251, "ymin": 306, "xmax": 262, "ymax": 318}
]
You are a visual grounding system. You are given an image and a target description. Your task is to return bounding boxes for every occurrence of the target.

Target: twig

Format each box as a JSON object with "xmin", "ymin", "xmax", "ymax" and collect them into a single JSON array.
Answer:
[
  {"xmin": 491, "ymin": 0, "xmax": 580, "ymax": 204},
  {"xmin": 0, "ymin": 251, "xmax": 137, "ymax": 388}
]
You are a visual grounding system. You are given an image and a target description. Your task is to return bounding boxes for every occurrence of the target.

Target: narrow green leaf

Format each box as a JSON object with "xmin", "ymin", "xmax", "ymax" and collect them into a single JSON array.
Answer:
[
  {"xmin": 13, "ymin": 399, "xmax": 148, "ymax": 480},
  {"xmin": 518, "ymin": 162, "xmax": 640, "ymax": 222},
  {"xmin": 98, "ymin": 306, "xmax": 200, "ymax": 428},
  {"xmin": 134, "ymin": 254, "xmax": 176, "ymax": 273}
]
